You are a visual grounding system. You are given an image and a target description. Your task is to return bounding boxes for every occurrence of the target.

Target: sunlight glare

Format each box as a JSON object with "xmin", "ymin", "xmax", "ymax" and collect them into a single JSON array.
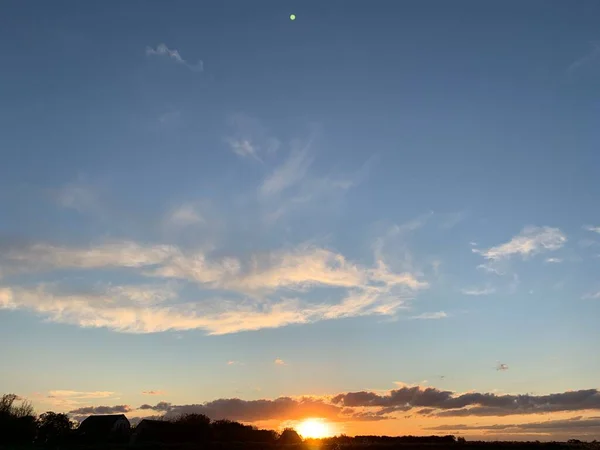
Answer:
[{"xmin": 297, "ymin": 418, "xmax": 331, "ymax": 438}]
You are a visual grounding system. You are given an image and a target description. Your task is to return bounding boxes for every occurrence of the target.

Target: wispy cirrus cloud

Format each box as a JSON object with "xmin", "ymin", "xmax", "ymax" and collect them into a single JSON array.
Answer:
[
  {"xmin": 568, "ymin": 42, "xmax": 600, "ymax": 75},
  {"xmin": 259, "ymin": 148, "xmax": 314, "ymax": 197},
  {"xmin": 225, "ymin": 113, "xmax": 280, "ymax": 161},
  {"xmin": 410, "ymin": 311, "xmax": 447, "ymax": 320},
  {"xmin": 0, "ymin": 237, "xmax": 427, "ymax": 334},
  {"xmin": 473, "ymin": 226, "xmax": 566, "ymax": 261},
  {"xmin": 48, "ymin": 390, "xmax": 115, "ymax": 400},
  {"xmin": 146, "ymin": 43, "xmax": 203, "ymax": 72},
  {"xmin": 461, "ymin": 286, "xmax": 496, "ymax": 296},
  {"xmin": 164, "ymin": 203, "xmax": 205, "ymax": 228},
  {"xmin": 582, "ymin": 290, "xmax": 600, "ymax": 300},
  {"xmin": 545, "ymin": 257, "xmax": 562, "ymax": 264},
  {"xmin": 584, "ymin": 225, "xmax": 600, "ymax": 234},
  {"xmin": 141, "ymin": 390, "xmax": 165, "ymax": 396}
]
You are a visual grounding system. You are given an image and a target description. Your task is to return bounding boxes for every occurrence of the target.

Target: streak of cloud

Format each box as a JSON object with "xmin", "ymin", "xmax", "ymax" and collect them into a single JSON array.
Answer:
[
  {"xmin": 461, "ymin": 286, "xmax": 496, "ymax": 296},
  {"xmin": 69, "ymin": 405, "xmax": 132, "ymax": 415},
  {"xmin": 410, "ymin": 311, "xmax": 447, "ymax": 320},
  {"xmin": 146, "ymin": 43, "xmax": 203, "ymax": 72},
  {"xmin": 473, "ymin": 226, "xmax": 566, "ymax": 261}
]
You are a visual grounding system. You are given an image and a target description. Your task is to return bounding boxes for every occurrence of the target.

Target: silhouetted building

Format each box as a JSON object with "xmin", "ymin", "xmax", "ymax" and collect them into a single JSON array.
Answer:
[{"xmin": 78, "ymin": 414, "xmax": 130, "ymax": 443}]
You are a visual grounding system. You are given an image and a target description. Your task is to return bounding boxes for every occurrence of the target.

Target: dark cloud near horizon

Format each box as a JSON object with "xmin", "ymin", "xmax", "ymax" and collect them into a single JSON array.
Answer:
[
  {"xmin": 67, "ymin": 386, "xmax": 600, "ymax": 423},
  {"xmin": 139, "ymin": 402, "xmax": 172, "ymax": 411},
  {"xmin": 69, "ymin": 405, "xmax": 132, "ymax": 415},
  {"xmin": 136, "ymin": 397, "xmax": 389, "ymax": 422},
  {"xmin": 161, "ymin": 397, "xmax": 351, "ymax": 422},
  {"xmin": 426, "ymin": 416, "xmax": 600, "ymax": 432},
  {"xmin": 332, "ymin": 386, "xmax": 600, "ymax": 417}
]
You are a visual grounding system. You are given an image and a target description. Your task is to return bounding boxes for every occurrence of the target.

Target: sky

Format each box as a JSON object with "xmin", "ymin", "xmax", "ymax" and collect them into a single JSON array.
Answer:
[{"xmin": 1, "ymin": 0, "xmax": 600, "ymax": 441}]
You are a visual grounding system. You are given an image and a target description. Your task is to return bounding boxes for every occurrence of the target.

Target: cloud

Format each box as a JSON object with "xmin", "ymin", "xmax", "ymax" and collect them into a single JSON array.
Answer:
[
  {"xmin": 476, "ymin": 263, "xmax": 504, "ymax": 275},
  {"xmin": 260, "ymin": 149, "xmax": 314, "ymax": 197},
  {"xmin": 473, "ymin": 226, "xmax": 566, "ymax": 261},
  {"xmin": 165, "ymin": 203, "xmax": 204, "ymax": 228},
  {"xmin": 411, "ymin": 311, "xmax": 447, "ymax": 320},
  {"xmin": 496, "ymin": 363, "xmax": 509, "ymax": 371},
  {"xmin": 225, "ymin": 114, "xmax": 280, "ymax": 160},
  {"xmin": 4, "ymin": 240, "xmax": 174, "ymax": 272},
  {"xmin": 141, "ymin": 390, "xmax": 165, "ymax": 396},
  {"xmin": 461, "ymin": 286, "xmax": 496, "ymax": 296},
  {"xmin": 1, "ymin": 231, "xmax": 427, "ymax": 335},
  {"xmin": 227, "ymin": 139, "xmax": 260, "ymax": 160},
  {"xmin": 48, "ymin": 390, "xmax": 114, "ymax": 400},
  {"xmin": 139, "ymin": 402, "xmax": 172, "ymax": 411},
  {"xmin": 135, "ymin": 397, "xmax": 382, "ymax": 423},
  {"xmin": 331, "ymin": 385, "xmax": 600, "ymax": 417},
  {"xmin": 584, "ymin": 225, "xmax": 600, "ymax": 234},
  {"xmin": 0, "ymin": 275, "xmax": 422, "ymax": 335},
  {"xmin": 66, "ymin": 385, "xmax": 600, "ymax": 425},
  {"xmin": 274, "ymin": 359, "xmax": 286, "ymax": 366},
  {"xmin": 426, "ymin": 416, "xmax": 600, "ymax": 433},
  {"xmin": 69, "ymin": 405, "xmax": 132, "ymax": 415},
  {"xmin": 146, "ymin": 43, "xmax": 203, "ymax": 72},
  {"xmin": 56, "ymin": 182, "xmax": 99, "ymax": 214},
  {"xmin": 545, "ymin": 258, "xmax": 562, "ymax": 264},
  {"xmin": 439, "ymin": 212, "xmax": 466, "ymax": 230},
  {"xmin": 568, "ymin": 42, "xmax": 600, "ymax": 75},
  {"xmin": 582, "ymin": 291, "xmax": 600, "ymax": 300}
]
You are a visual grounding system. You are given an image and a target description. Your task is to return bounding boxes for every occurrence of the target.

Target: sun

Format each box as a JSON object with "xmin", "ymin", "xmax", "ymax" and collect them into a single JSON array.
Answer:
[{"xmin": 297, "ymin": 418, "xmax": 332, "ymax": 439}]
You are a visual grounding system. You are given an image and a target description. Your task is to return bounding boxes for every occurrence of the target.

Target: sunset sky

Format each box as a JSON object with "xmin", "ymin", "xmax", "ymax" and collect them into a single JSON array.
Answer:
[{"xmin": 1, "ymin": 0, "xmax": 600, "ymax": 441}]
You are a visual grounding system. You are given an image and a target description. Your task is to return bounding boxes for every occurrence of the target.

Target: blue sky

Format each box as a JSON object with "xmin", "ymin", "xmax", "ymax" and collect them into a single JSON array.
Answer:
[{"xmin": 1, "ymin": 0, "xmax": 600, "ymax": 440}]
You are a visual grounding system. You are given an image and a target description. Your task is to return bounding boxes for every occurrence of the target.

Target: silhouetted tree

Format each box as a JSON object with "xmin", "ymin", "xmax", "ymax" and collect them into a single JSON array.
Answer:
[
  {"xmin": 0, "ymin": 394, "xmax": 37, "ymax": 445},
  {"xmin": 37, "ymin": 411, "xmax": 76, "ymax": 444},
  {"xmin": 278, "ymin": 427, "xmax": 302, "ymax": 444},
  {"xmin": 173, "ymin": 413, "xmax": 211, "ymax": 443}
]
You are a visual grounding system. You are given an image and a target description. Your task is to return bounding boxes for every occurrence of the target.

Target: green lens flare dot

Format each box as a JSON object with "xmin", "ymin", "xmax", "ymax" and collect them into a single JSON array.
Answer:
[{"xmin": 290, "ymin": 14, "xmax": 296, "ymax": 20}]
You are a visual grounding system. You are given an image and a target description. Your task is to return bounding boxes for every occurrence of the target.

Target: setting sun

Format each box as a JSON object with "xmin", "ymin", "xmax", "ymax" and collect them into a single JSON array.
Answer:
[{"xmin": 297, "ymin": 418, "xmax": 332, "ymax": 439}]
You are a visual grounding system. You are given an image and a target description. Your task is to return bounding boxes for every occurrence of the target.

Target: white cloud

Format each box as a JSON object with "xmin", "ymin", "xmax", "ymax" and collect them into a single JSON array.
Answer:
[
  {"xmin": 226, "ymin": 138, "xmax": 260, "ymax": 160},
  {"xmin": 476, "ymin": 263, "xmax": 503, "ymax": 275},
  {"xmin": 0, "ymin": 281, "xmax": 418, "ymax": 335},
  {"xmin": 411, "ymin": 311, "xmax": 447, "ymax": 320},
  {"xmin": 582, "ymin": 291, "xmax": 600, "ymax": 300},
  {"xmin": 260, "ymin": 149, "xmax": 314, "ymax": 197},
  {"xmin": 461, "ymin": 286, "xmax": 496, "ymax": 296},
  {"xmin": 0, "ymin": 234, "xmax": 428, "ymax": 335},
  {"xmin": 583, "ymin": 225, "xmax": 600, "ymax": 234},
  {"xmin": 225, "ymin": 114, "xmax": 279, "ymax": 160},
  {"xmin": 274, "ymin": 359, "xmax": 286, "ymax": 366},
  {"xmin": 146, "ymin": 43, "xmax": 203, "ymax": 72},
  {"xmin": 473, "ymin": 226, "xmax": 566, "ymax": 261},
  {"xmin": 545, "ymin": 257, "xmax": 562, "ymax": 264},
  {"xmin": 5, "ymin": 241, "xmax": 174, "ymax": 271},
  {"xmin": 165, "ymin": 203, "xmax": 204, "ymax": 228}
]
